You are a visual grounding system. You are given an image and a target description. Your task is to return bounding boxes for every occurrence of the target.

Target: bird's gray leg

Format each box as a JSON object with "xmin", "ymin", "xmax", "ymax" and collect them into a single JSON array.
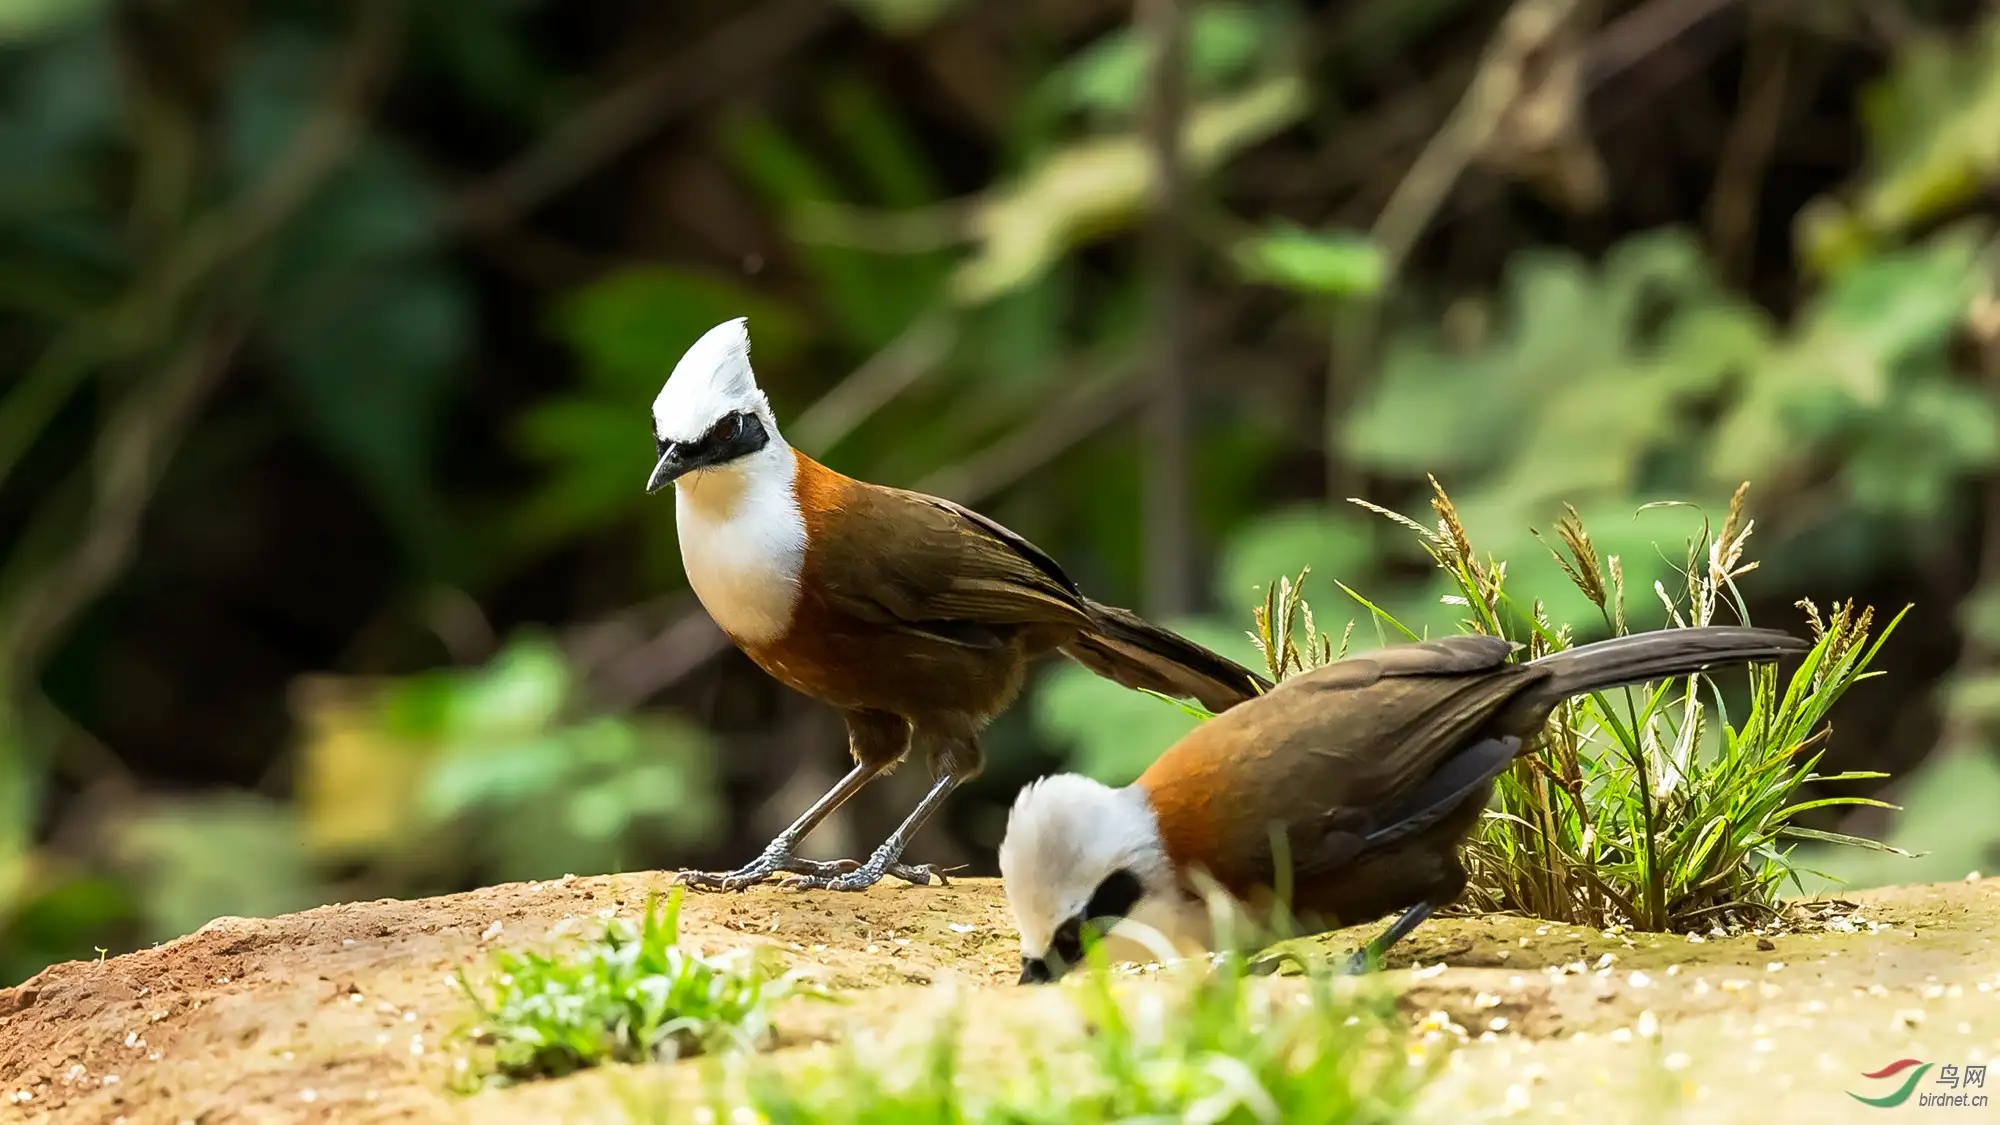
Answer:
[
  {"xmin": 778, "ymin": 729, "xmax": 979, "ymax": 892},
  {"xmin": 678, "ymin": 710, "xmax": 935, "ymax": 891},
  {"xmin": 1343, "ymin": 901, "xmax": 1437, "ymax": 974}
]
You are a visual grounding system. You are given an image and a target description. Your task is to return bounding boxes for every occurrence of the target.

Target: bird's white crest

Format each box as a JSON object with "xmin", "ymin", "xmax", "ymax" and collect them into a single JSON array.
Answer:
[
  {"xmin": 656, "ymin": 318, "xmax": 806, "ymax": 647},
  {"xmin": 651, "ymin": 317, "xmax": 774, "ymax": 443},
  {"xmin": 999, "ymin": 773, "xmax": 1193, "ymax": 962}
]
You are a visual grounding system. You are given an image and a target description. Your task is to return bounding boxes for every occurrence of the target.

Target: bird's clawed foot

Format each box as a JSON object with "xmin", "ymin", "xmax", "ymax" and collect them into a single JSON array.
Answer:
[
  {"xmin": 776, "ymin": 851, "xmax": 959, "ymax": 892},
  {"xmin": 776, "ymin": 862, "xmax": 953, "ymax": 892},
  {"xmin": 673, "ymin": 846, "xmax": 837, "ymax": 891},
  {"xmin": 675, "ymin": 847, "xmax": 947, "ymax": 892}
]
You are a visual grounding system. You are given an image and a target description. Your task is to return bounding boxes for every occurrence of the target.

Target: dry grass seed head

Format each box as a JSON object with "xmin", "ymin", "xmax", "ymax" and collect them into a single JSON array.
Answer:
[{"xmin": 1548, "ymin": 504, "xmax": 1607, "ymax": 610}]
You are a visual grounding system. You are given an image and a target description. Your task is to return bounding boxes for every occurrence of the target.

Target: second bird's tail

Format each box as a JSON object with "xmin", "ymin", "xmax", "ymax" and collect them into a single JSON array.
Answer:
[
  {"xmin": 1521, "ymin": 625, "xmax": 1808, "ymax": 709},
  {"xmin": 1061, "ymin": 601, "xmax": 1270, "ymax": 714}
]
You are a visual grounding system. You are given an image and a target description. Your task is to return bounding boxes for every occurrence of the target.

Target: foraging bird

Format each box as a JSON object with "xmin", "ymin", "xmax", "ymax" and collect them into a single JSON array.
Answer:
[
  {"xmin": 999, "ymin": 625, "xmax": 1807, "ymax": 981},
  {"xmin": 648, "ymin": 318, "xmax": 1269, "ymax": 892}
]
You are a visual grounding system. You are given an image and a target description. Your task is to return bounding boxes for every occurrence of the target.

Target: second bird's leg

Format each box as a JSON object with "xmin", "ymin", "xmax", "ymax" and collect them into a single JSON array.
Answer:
[
  {"xmin": 779, "ymin": 731, "xmax": 979, "ymax": 892},
  {"xmin": 1343, "ymin": 901, "xmax": 1437, "ymax": 974}
]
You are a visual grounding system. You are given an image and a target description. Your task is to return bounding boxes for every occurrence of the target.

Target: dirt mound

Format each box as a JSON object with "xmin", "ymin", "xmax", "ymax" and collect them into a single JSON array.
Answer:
[{"xmin": 3, "ymin": 875, "xmax": 1996, "ymax": 1124}]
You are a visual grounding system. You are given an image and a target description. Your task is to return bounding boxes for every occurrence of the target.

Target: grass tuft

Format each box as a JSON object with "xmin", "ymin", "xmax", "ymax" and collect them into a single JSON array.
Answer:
[
  {"xmin": 716, "ymin": 948, "xmax": 1432, "ymax": 1124},
  {"xmin": 455, "ymin": 887, "xmax": 799, "ymax": 1084},
  {"xmin": 1170, "ymin": 481, "xmax": 1906, "ymax": 933}
]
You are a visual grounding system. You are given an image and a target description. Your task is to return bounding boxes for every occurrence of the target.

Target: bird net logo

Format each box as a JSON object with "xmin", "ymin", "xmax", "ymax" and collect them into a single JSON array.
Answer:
[{"xmin": 1847, "ymin": 1059, "xmax": 1988, "ymax": 1109}]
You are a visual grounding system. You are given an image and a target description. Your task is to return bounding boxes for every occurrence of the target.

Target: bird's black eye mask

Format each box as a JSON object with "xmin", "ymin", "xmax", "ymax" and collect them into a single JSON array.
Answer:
[
  {"xmin": 1018, "ymin": 868, "xmax": 1146, "ymax": 985},
  {"xmin": 646, "ymin": 410, "xmax": 769, "ymax": 492}
]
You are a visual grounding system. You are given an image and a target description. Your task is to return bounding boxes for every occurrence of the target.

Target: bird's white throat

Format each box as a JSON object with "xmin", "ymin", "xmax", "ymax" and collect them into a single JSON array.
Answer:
[{"xmin": 674, "ymin": 442, "xmax": 807, "ymax": 647}]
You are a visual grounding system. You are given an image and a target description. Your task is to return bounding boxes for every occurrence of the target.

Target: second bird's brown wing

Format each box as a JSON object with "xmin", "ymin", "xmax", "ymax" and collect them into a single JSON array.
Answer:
[
  {"xmin": 1138, "ymin": 634, "xmax": 1544, "ymax": 894},
  {"xmin": 807, "ymin": 483, "xmax": 1095, "ymax": 648}
]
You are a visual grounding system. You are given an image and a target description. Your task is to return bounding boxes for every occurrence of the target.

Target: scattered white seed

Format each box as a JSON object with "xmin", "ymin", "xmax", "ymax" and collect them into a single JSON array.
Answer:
[
  {"xmin": 1629, "ymin": 971, "xmax": 1652, "ymax": 989},
  {"xmin": 1664, "ymin": 1052, "xmax": 1690, "ymax": 1071},
  {"xmin": 948, "ymin": 923, "xmax": 977, "ymax": 934},
  {"xmin": 1594, "ymin": 953, "xmax": 1616, "ymax": 970},
  {"xmin": 1490, "ymin": 1017, "xmax": 1510, "ymax": 1032},
  {"xmin": 1609, "ymin": 1028, "xmax": 1633, "ymax": 1043},
  {"xmin": 1637, "ymin": 1010, "xmax": 1659, "ymax": 1038},
  {"xmin": 1765, "ymin": 962, "xmax": 1785, "ymax": 972},
  {"xmin": 300, "ymin": 1090, "xmax": 318, "ymax": 1104},
  {"xmin": 480, "ymin": 920, "xmax": 504, "ymax": 942}
]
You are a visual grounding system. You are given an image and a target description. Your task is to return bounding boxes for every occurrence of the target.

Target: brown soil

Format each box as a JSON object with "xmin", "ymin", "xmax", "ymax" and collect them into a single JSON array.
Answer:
[{"xmin": 3, "ymin": 875, "xmax": 1997, "ymax": 1124}]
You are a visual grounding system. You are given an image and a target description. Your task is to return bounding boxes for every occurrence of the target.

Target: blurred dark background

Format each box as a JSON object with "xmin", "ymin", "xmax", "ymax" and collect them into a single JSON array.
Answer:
[{"xmin": 4, "ymin": 0, "xmax": 2000, "ymax": 984}]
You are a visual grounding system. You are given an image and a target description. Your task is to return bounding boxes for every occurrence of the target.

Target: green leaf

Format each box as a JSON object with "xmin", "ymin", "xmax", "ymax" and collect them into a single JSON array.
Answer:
[
  {"xmin": 1233, "ymin": 227, "xmax": 1385, "ymax": 296},
  {"xmin": 0, "ymin": 0, "xmax": 107, "ymax": 43},
  {"xmin": 1216, "ymin": 506, "xmax": 1376, "ymax": 608},
  {"xmin": 1053, "ymin": 4, "xmax": 1269, "ymax": 119},
  {"xmin": 1774, "ymin": 825, "xmax": 1915, "ymax": 855},
  {"xmin": 843, "ymin": 0, "xmax": 959, "ymax": 35},
  {"xmin": 551, "ymin": 268, "xmax": 807, "ymax": 395},
  {"xmin": 113, "ymin": 793, "xmax": 320, "ymax": 942},
  {"xmin": 952, "ymin": 75, "xmax": 1307, "ymax": 305},
  {"xmin": 1801, "ymin": 20, "xmax": 2000, "ymax": 269},
  {"xmin": 1792, "ymin": 750, "xmax": 2000, "ymax": 893}
]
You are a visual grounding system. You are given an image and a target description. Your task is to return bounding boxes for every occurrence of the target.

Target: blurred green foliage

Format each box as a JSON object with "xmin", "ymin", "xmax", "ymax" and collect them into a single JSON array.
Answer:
[
  {"xmin": 298, "ymin": 635, "xmax": 719, "ymax": 884},
  {"xmin": 2, "ymin": 0, "xmax": 1999, "ymax": 988}
]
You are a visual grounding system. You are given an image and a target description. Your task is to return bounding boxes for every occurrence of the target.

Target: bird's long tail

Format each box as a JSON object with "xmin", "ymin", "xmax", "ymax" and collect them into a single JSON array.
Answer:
[
  {"xmin": 1520, "ymin": 625, "xmax": 1807, "ymax": 710},
  {"xmin": 1061, "ymin": 601, "xmax": 1271, "ymax": 714}
]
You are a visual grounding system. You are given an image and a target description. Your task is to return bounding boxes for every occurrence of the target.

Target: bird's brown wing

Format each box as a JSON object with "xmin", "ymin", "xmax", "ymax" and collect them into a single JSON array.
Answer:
[
  {"xmin": 808, "ymin": 483, "xmax": 1093, "ymax": 647},
  {"xmin": 1140, "ymin": 633, "xmax": 1538, "ymax": 892}
]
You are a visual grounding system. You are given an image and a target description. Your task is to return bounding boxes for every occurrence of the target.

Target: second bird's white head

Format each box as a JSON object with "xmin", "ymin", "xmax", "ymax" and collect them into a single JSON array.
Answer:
[
  {"xmin": 999, "ymin": 773, "xmax": 1200, "ymax": 983},
  {"xmin": 646, "ymin": 317, "xmax": 788, "ymax": 495}
]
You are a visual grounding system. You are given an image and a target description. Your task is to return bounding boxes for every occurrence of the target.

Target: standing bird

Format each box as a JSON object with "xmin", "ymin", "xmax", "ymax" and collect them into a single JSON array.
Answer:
[
  {"xmin": 647, "ymin": 318, "xmax": 1268, "ymax": 892},
  {"xmin": 999, "ymin": 625, "xmax": 1807, "ymax": 981}
]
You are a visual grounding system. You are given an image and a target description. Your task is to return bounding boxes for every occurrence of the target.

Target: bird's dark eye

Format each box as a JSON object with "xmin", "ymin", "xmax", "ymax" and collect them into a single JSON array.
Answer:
[
  {"xmin": 714, "ymin": 413, "xmax": 741, "ymax": 443},
  {"xmin": 1085, "ymin": 869, "xmax": 1144, "ymax": 925},
  {"xmin": 1050, "ymin": 918, "xmax": 1084, "ymax": 967}
]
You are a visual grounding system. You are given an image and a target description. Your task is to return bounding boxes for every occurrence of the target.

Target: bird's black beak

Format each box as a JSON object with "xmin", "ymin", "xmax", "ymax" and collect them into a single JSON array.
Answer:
[
  {"xmin": 646, "ymin": 444, "xmax": 692, "ymax": 494},
  {"xmin": 1018, "ymin": 955, "xmax": 1062, "ymax": 985}
]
